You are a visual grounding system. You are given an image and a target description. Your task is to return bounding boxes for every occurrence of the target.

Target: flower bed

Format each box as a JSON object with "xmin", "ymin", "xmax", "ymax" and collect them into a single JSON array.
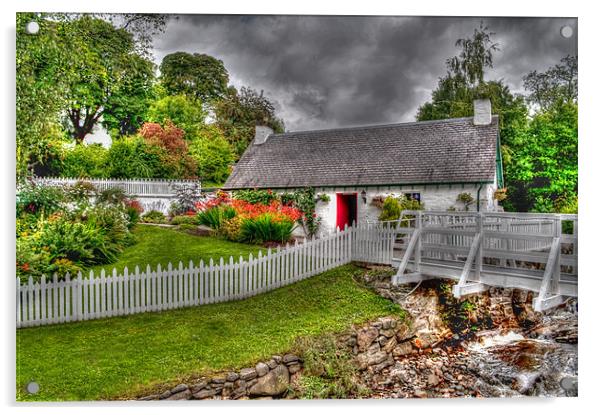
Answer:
[{"xmin": 196, "ymin": 191, "xmax": 303, "ymax": 244}]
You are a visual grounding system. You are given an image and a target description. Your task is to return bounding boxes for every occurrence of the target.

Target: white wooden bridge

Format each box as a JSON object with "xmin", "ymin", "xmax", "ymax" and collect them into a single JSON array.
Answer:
[{"xmin": 381, "ymin": 210, "xmax": 578, "ymax": 312}]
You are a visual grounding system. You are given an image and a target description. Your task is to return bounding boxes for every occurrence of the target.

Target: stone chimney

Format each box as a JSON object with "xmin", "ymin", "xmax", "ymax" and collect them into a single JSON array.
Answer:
[
  {"xmin": 473, "ymin": 98, "xmax": 492, "ymax": 125},
  {"xmin": 253, "ymin": 125, "xmax": 274, "ymax": 145}
]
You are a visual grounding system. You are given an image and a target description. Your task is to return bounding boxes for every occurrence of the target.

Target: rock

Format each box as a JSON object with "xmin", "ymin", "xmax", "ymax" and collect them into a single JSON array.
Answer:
[
  {"xmin": 396, "ymin": 323, "xmax": 416, "ymax": 342},
  {"xmin": 139, "ymin": 394, "xmax": 161, "ymax": 401},
  {"xmin": 356, "ymin": 350, "xmax": 388, "ymax": 370},
  {"xmin": 346, "ymin": 336, "xmax": 358, "ymax": 347},
  {"xmin": 193, "ymin": 388, "xmax": 218, "ymax": 399},
  {"xmin": 267, "ymin": 359, "xmax": 278, "ymax": 369},
  {"xmin": 371, "ymin": 355, "xmax": 395, "ymax": 373},
  {"xmin": 191, "ymin": 381, "xmax": 208, "ymax": 394},
  {"xmin": 211, "ymin": 377, "xmax": 226, "ymax": 384},
  {"xmin": 248, "ymin": 364, "xmax": 290, "ymax": 396},
  {"xmin": 170, "ymin": 384, "xmax": 188, "ymax": 394},
  {"xmin": 357, "ymin": 327, "xmax": 380, "ymax": 352},
  {"xmin": 240, "ymin": 368, "xmax": 258, "ymax": 381},
  {"xmin": 392, "ymin": 342, "xmax": 414, "ymax": 357},
  {"xmin": 272, "ymin": 355, "xmax": 282, "ymax": 364},
  {"xmin": 159, "ymin": 389, "xmax": 172, "ymax": 399},
  {"xmin": 414, "ymin": 389, "xmax": 428, "ymax": 398},
  {"xmin": 427, "ymin": 373, "xmax": 442, "ymax": 387},
  {"xmin": 165, "ymin": 389, "xmax": 191, "ymax": 400},
  {"xmin": 283, "ymin": 354, "xmax": 300, "ymax": 364},
  {"xmin": 381, "ymin": 328, "xmax": 397, "ymax": 338},
  {"xmin": 288, "ymin": 363, "xmax": 302, "ymax": 374},
  {"xmin": 256, "ymin": 362, "xmax": 269, "ymax": 377},
  {"xmin": 383, "ymin": 337, "xmax": 397, "ymax": 353},
  {"xmin": 226, "ymin": 372, "xmax": 239, "ymax": 382}
]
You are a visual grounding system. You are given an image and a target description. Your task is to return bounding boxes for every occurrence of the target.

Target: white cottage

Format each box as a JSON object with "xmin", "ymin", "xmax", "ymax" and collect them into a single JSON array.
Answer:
[{"xmin": 223, "ymin": 99, "xmax": 504, "ymax": 235}]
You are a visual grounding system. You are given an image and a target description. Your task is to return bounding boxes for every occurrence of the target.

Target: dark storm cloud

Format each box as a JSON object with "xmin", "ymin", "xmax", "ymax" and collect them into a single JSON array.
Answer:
[{"xmin": 153, "ymin": 15, "xmax": 577, "ymax": 131}]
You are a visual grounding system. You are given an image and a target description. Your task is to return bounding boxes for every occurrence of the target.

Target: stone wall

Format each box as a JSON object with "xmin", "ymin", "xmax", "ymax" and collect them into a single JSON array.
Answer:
[{"xmin": 139, "ymin": 354, "xmax": 303, "ymax": 401}]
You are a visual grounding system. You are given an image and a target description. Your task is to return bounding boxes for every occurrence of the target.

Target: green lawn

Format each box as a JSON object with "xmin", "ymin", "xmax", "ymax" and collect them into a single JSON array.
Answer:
[
  {"xmin": 16, "ymin": 264, "xmax": 403, "ymax": 401},
  {"xmin": 89, "ymin": 225, "xmax": 265, "ymax": 276}
]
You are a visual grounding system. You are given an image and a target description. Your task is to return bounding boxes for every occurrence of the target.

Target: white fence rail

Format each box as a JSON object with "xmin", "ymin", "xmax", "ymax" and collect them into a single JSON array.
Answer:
[
  {"xmin": 17, "ymin": 225, "xmax": 394, "ymax": 328},
  {"xmin": 31, "ymin": 177, "xmax": 200, "ymax": 197}
]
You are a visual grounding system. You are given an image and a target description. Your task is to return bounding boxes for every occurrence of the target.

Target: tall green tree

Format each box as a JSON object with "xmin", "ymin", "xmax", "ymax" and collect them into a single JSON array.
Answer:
[
  {"xmin": 159, "ymin": 52, "xmax": 229, "ymax": 103},
  {"xmin": 63, "ymin": 16, "xmax": 155, "ymax": 143},
  {"xmin": 147, "ymin": 94, "xmax": 207, "ymax": 139},
  {"xmin": 523, "ymin": 55, "xmax": 578, "ymax": 112},
  {"xmin": 16, "ymin": 13, "xmax": 74, "ymax": 179},
  {"xmin": 215, "ymin": 86, "xmax": 285, "ymax": 157}
]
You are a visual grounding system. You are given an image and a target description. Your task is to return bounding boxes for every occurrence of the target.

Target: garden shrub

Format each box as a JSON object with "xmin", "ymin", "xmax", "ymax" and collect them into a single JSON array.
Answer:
[
  {"xmin": 60, "ymin": 144, "xmax": 108, "ymax": 178},
  {"xmin": 220, "ymin": 216, "xmax": 243, "ymax": 241},
  {"xmin": 141, "ymin": 210, "xmax": 167, "ymax": 224},
  {"xmin": 64, "ymin": 181, "xmax": 97, "ymax": 210},
  {"xmin": 147, "ymin": 94, "xmax": 206, "ymax": 139},
  {"xmin": 239, "ymin": 214, "xmax": 295, "ymax": 244},
  {"xmin": 233, "ymin": 189, "xmax": 278, "ymax": 205},
  {"xmin": 170, "ymin": 215, "xmax": 199, "ymax": 226},
  {"xmin": 96, "ymin": 187, "xmax": 128, "ymax": 206},
  {"xmin": 197, "ymin": 205, "xmax": 236, "ymax": 230},
  {"xmin": 16, "ymin": 182, "xmax": 64, "ymax": 217},
  {"xmin": 378, "ymin": 195, "xmax": 401, "ymax": 222},
  {"xmin": 168, "ymin": 183, "xmax": 202, "ymax": 216},
  {"xmin": 124, "ymin": 199, "xmax": 143, "ymax": 228},
  {"xmin": 106, "ymin": 136, "xmax": 163, "ymax": 178},
  {"xmin": 188, "ymin": 126, "xmax": 234, "ymax": 185}
]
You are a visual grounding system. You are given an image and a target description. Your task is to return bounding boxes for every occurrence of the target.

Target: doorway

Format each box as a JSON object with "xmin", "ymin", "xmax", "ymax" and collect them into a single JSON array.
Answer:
[{"xmin": 336, "ymin": 193, "xmax": 358, "ymax": 230}]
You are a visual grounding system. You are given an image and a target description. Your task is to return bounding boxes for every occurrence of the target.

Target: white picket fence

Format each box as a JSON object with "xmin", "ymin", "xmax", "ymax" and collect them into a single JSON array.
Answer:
[
  {"xmin": 31, "ymin": 177, "xmax": 200, "ymax": 197},
  {"xmin": 16, "ymin": 224, "xmax": 396, "ymax": 328}
]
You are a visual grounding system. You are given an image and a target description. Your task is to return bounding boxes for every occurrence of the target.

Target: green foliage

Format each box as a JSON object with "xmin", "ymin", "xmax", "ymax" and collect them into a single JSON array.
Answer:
[
  {"xmin": 160, "ymin": 52, "xmax": 230, "ymax": 102},
  {"xmin": 141, "ymin": 210, "xmax": 167, "ymax": 224},
  {"xmin": 291, "ymin": 334, "xmax": 368, "ymax": 399},
  {"xmin": 239, "ymin": 214, "xmax": 295, "ymax": 244},
  {"xmin": 286, "ymin": 188, "xmax": 320, "ymax": 237},
  {"xmin": 504, "ymin": 102, "xmax": 578, "ymax": 212},
  {"xmin": 62, "ymin": 16, "xmax": 155, "ymax": 143},
  {"xmin": 16, "ymin": 13, "xmax": 72, "ymax": 179},
  {"xmin": 220, "ymin": 216, "xmax": 244, "ymax": 242},
  {"xmin": 188, "ymin": 125, "xmax": 234, "ymax": 185},
  {"xmin": 457, "ymin": 192, "xmax": 476, "ymax": 211},
  {"xmin": 523, "ymin": 55, "xmax": 577, "ymax": 111},
  {"xmin": 378, "ymin": 195, "xmax": 424, "ymax": 222},
  {"xmin": 317, "ymin": 193, "xmax": 331, "ymax": 203},
  {"xmin": 105, "ymin": 136, "xmax": 164, "ymax": 178},
  {"xmin": 233, "ymin": 189, "xmax": 278, "ymax": 205},
  {"xmin": 197, "ymin": 205, "xmax": 236, "ymax": 230},
  {"xmin": 168, "ymin": 183, "xmax": 202, "ymax": 216},
  {"xmin": 170, "ymin": 215, "xmax": 199, "ymax": 226},
  {"xmin": 215, "ymin": 86, "xmax": 285, "ymax": 157},
  {"xmin": 378, "ymin": 195, "xmax": 402, "ymax": 222},
  {"xmin": 16, "ymin": 183, "xmax": 65, "ymax": 217},
  {"xmin": 147, "ymin": 94, "xmax": 207, "ymax": 139},
  {"xmin": 61, "ymin": 144, "xmax": 108, "ymax": 178},
  {"xmin": 96, "ymin": 187, "xmax": 128, "ymax": 206}
]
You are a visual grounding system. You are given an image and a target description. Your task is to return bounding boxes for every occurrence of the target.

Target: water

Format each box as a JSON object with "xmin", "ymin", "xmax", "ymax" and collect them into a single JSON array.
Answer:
[{"xmin": 465, "ymin": 328, "xmax": 578, "ymax": 397}]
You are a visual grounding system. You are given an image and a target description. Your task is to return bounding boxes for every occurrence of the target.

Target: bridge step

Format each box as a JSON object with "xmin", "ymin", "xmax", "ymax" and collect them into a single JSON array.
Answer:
[
  {"xmin": 452, "ymin": 282, "xmax": 489, "ymax": 298},
  {"xmin": 392, "ymin": 272, "xmax": 425, "ymax": 285}
]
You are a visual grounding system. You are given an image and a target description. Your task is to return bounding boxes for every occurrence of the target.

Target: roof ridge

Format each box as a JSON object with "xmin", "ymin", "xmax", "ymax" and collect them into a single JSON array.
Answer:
[{"xmin": 272, "ymin": 115, "xmax": 499, "ymax": 137}]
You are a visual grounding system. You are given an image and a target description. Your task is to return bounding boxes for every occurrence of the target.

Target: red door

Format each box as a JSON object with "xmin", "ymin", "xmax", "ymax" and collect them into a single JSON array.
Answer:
[{"xmin": 336, "ymin": 193, "xmax": 358, "ymax": 230}]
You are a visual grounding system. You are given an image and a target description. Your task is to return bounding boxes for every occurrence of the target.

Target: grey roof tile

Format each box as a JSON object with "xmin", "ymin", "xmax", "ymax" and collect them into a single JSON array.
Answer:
[{"xmin": 223, "ymin": 116, "xmax": 499, "ymax": 189}]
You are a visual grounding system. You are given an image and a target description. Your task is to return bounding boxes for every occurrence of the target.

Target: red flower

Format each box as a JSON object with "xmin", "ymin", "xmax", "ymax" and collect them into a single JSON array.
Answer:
[{"xmin": 21, "ymin": 263, "xmax": 30, "ymax": 272}]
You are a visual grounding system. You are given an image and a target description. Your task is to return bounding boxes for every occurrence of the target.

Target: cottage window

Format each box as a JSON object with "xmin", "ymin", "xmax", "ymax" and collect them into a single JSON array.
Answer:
[{"xmin": 404, "ymin": 192, "xmax": 421, "ymax": 202}]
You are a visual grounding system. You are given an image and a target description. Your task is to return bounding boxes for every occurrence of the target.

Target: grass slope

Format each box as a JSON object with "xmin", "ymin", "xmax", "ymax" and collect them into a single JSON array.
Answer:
[
  {"xmin": 16, "ymin": 265, "xmax": 403, "ymax": 401},
  {"xmin": 89, "ymin": 225, "xmax": 264, "ymax": 276}
]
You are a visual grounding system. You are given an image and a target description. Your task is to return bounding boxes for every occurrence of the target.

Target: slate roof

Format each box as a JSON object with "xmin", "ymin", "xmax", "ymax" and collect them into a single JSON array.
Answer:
[{"xmin": 223, "ymin": 116, "xmax": 499, "ymax": 189}]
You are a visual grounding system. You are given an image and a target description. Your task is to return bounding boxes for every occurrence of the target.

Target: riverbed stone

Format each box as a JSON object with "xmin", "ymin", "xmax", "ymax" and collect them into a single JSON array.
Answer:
[
  {"xmin": 165, "ymin": 388, "xmax": 191, "ymax": 400},
  {"xmin": 256, "ymin": 362, "xmax": 269, "ymax": 377},
  {"xmin": 240, "ymin": 368, "xmax": 258, "ymax": 381},
  {"xmin": 357, "ymin": 327, "xmax": 379, "ymax": 352},
  {"xmin": 226, "ymin": 372, "xmax": 239, "ymax": 382},
  {"xmin": 193, "ymin": 388, "xmax": 218, "ymax": 399},
  {"xmin": 248, "ymin": 364, "xmax": 290, "ymax": 396}
]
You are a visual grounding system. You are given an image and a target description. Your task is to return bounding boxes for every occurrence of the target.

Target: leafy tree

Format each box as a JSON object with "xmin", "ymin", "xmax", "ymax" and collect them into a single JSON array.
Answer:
[
  {"xmin": 159, "ymin": 52, "xmax": 229, "ymax": 102},
  {"xmin": 188, "ymin": 125, "xmax": 234, "ymax": 186},
  {"xmin": 147, "ymin": 94, "xmax": 207, "ymax": 139},
  {"xmin": 63, "ymin": 16, "xmax": 155, "ymax": 143},
  {"xmin": 506, "ymin": 102, "xmax": 577, "ymax": 213},
  {"xmin": 523, "ymin": 55, "xmax": 578, "ymax": 112},
  {"xmin": 16, "ymin": 13, "xmax": 73, "ymax": 179},
  {"xmin": 215, "ymin": 86, "xmax": 285, "ymax": 156}
]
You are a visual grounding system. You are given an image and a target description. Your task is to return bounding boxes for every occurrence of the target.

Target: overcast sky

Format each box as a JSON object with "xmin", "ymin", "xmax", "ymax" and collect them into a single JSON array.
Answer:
[{"xmin": 151, "ymin": 15, "xmax": 577, "ymax": 132}]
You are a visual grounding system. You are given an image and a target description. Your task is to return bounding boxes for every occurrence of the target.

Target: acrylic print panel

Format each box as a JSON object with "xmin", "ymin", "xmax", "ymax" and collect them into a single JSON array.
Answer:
[{"xmin": 15, "ymin": 12, "xmax": 577, "ymax": 402}]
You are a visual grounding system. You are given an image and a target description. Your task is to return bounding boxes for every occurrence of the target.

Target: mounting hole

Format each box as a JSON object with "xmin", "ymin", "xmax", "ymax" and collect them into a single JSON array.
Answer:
[
  {"xmin": 26, "ymin": 381, "xmax": 40, "ymax": 394},
  {"xmin": 25, "ymin": 21, "xmax": 40, "ymax": 35},
  {"xmin": 560, "ymin": 25, "xmax": 573, "ymax": 39}
]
